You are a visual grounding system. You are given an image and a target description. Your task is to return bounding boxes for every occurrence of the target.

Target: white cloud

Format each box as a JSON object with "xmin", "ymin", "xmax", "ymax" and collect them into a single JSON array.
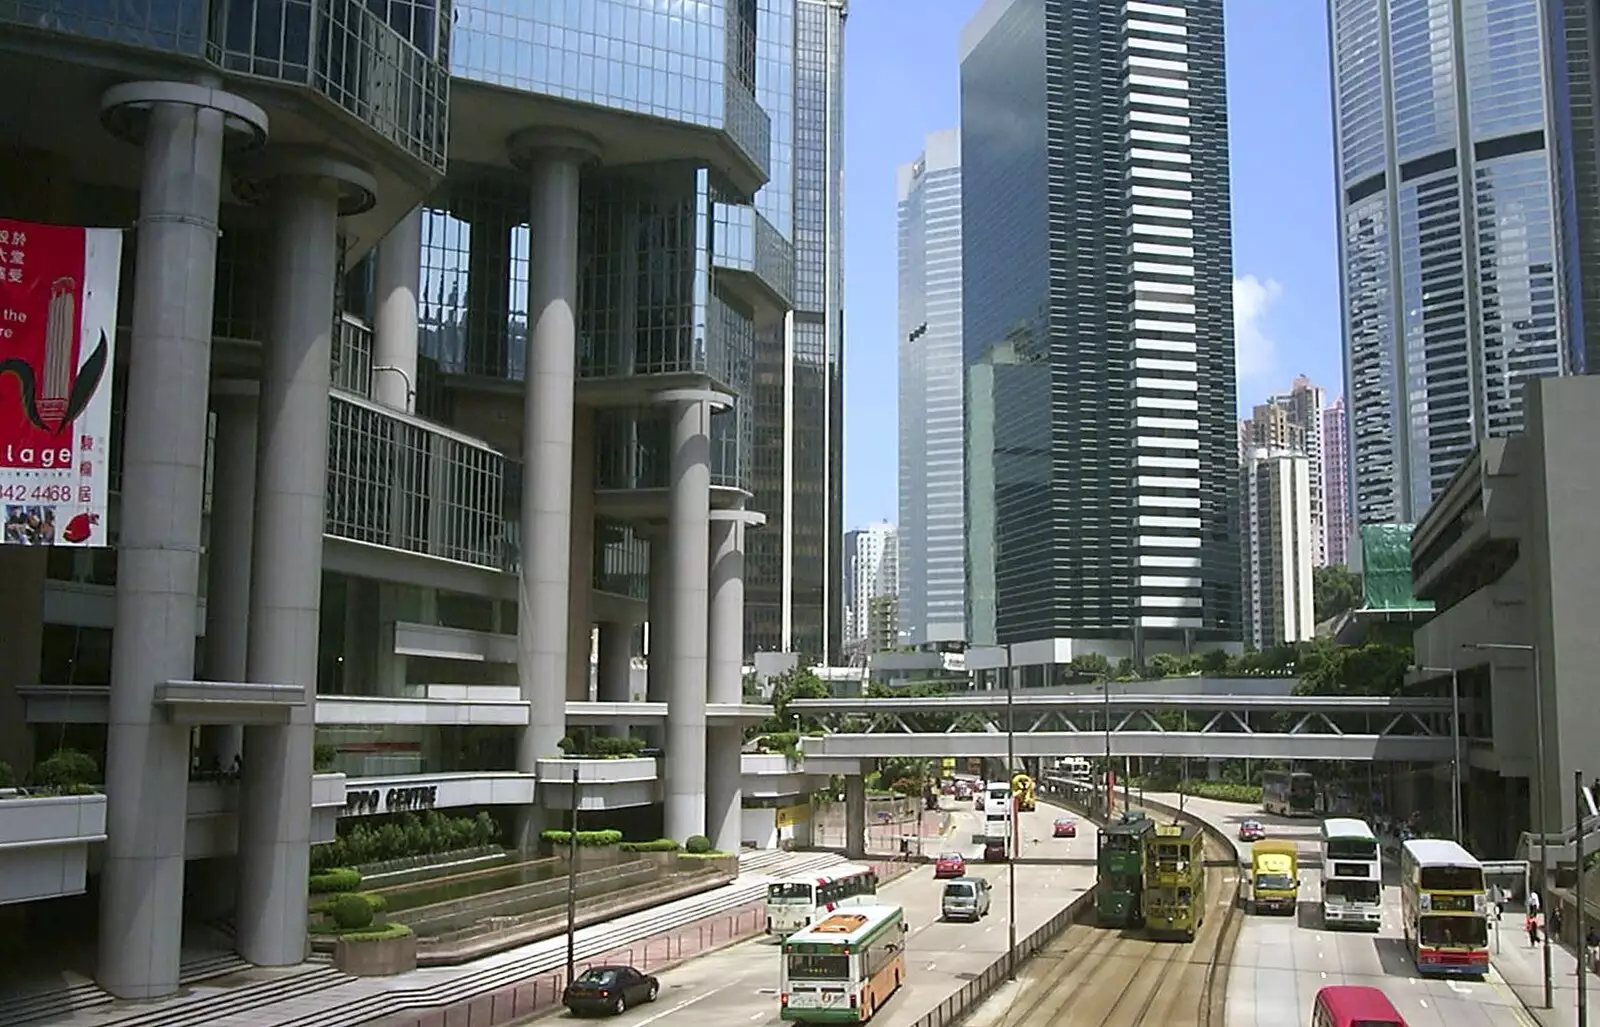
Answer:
[{"xmin": 1233, "ymin": 273, "xmax": 1283, "ymax": 383}]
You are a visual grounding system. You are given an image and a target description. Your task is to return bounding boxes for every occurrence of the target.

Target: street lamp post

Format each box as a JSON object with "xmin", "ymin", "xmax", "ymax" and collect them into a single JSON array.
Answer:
[
  {"xmin": 1005, "ymin": 650, "xmax": 1018, "ymax": 980},
  {"xmin": 1466, "ymin": 641, "xmax": 1549, "ymax": 1009},
  {"xmin": 1412, "ymin": 664, "xmax": 1463, "ymax": 843},
  {"xmin": 566, "ymin": 766, "xmax": 580, "ymax": 989},
  {"xmin": 1578, "ymin": 769, "xmax": 1589, "ymax": 1027},
  {"xmin": 1104, "ymin": 680, "xmax": 1113, "ymax": 819}
]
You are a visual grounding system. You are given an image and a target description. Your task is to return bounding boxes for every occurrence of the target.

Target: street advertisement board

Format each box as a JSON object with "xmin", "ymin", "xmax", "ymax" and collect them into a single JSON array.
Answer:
[{"xmin": 0, "ymin": 218, "xmax": 122, "ymax": 547}]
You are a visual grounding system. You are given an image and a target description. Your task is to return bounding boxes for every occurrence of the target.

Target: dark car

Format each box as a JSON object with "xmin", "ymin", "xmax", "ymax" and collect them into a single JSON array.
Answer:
[
  {"xmin": 983, "ymin": 839, "xmax": 1008, "ymax": 863},
  {"xmin": 563, "ymin": 965, "xmax": 660, "ymax": 1016}
]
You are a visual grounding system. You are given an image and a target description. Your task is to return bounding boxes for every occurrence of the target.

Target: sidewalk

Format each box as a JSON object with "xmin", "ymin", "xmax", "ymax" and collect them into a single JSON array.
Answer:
[
  {"xmin": 810, "ymin": 805, "xmax": 949, "ymax": 855},
  {"xmin": 1490, "ymin": 916, "xmax": 1597, "ymax": 1027}
]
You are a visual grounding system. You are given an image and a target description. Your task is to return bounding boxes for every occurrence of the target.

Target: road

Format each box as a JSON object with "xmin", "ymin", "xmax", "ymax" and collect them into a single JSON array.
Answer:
[
  {"xmin": 555, "ymin": 800, "xmax": 1097, "ymax": 1027},
  {"xmin": 1142, "ymin": 793, "xmax": 1536, "ymax": 1027}
]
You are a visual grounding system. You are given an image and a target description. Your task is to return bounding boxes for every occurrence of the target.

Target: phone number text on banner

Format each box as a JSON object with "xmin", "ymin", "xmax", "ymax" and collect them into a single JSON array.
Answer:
[{"xmin": 0, "ymin": 217, "xmax": 122, "ymax": 547}]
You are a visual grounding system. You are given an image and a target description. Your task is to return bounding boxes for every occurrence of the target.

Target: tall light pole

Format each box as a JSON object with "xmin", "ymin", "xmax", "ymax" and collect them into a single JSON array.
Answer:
[
  {"xmin": 1004, "ymin": 647, "xmax": 1018, "ymax": 979},
  {"xmin": 1466, "ymin": 641, "xmax": 1549, "ymax": 1009},
  {"xmin": 1578, "ymin": 769, "xmax": 1588, "ymax": 1027},
  {"xmin": 1412, "ymin": 664, "xmax": 1463, "ymax": 842},
  {"xmin": 1104, "ymin": 679, "xmax": 1114, "ymax": 819},
  {"xmin": 566, "ymin": 766, "xmax": 580, "ymax": 988}
]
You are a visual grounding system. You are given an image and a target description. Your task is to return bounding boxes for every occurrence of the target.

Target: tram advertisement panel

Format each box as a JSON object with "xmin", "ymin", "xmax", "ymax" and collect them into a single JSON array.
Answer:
[{"xmin": 0, "ymin": 218, "xmax": 121, "ymax": 547}]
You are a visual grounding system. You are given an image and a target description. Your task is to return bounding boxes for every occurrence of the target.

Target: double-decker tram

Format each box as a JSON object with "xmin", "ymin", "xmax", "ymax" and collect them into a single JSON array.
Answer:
[
  {"xmin": 1261, "ymin": 769, "xmax": 1319, "ymax": 817},
  {"xmin": 1320, "ymin": 818, "xmax": 1382, "ymax": 930},
  {"xmin": 1399, "ymin": 839, "xmax": 1489, "ymax": 976},
  {"xmin": 1144, "ymin": 822, "xmax": 1207, "ymax": 941},
  {"xmin": 1095, "ymin": 811, "xmax": 1154, "ymax": 927}
]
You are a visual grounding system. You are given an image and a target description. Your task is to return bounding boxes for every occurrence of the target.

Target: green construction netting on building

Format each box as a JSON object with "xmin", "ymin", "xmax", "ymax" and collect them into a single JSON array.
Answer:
[{"xmin": 1359, "ymin": 523, "xmax": 1435, "ymax": 612}]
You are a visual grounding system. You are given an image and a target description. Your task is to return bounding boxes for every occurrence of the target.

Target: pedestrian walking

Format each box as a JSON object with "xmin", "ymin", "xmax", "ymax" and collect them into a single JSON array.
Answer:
[{"xmin": 1527, "ymin": 912, "xmax": 1541, "ymax": 947}]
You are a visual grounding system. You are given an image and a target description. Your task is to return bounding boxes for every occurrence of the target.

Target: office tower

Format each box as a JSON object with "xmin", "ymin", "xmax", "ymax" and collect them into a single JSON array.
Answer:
[
  {"xmin": 1329, "ymin": 0, "xmax": 1600, "ymax": 525},
  {"xmin": 897, "ymin": 128, "xmax": 967, "ymax": 647},
  {"xmin": 1322, "ymin": 396, "xmax": 1352, "ymax": 566},
  {"xmin": 1241, "ymin": 448, "xmax": 1317, "ymax": 648},
  {"xmin": 960, "ymin": 0, "xmax": 1240, "ymax": 653},
  {"xmin": 1243, "ymin": 375, "xmax": 1327, "ymax": 565},
  {"xmin": 746, "ymin": 0, "xmax": 848, "ymax": 664},
  {"xmin": 844, "ymin": 521, "xmax": 899, "ymax": 646}
]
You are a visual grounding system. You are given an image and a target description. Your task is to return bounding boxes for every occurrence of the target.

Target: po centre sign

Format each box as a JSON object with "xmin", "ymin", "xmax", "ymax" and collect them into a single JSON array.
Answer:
[{"xmin": 343, "ymin": 785, "xmax": 438, "ymax": 817}]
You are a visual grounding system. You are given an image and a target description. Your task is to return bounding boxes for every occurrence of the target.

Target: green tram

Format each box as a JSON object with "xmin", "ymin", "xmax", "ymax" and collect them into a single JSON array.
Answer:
[
  {"xmin": 1095, "ymin": 811, "xmax": 1155, "ymax": 927},
  {"xmin": 1143, "ymin": 823, "xmax": 1207, "ymax": 941}
]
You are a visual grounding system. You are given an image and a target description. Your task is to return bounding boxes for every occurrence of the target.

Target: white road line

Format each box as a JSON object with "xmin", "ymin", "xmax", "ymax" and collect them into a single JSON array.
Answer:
[{"xmin": 628, "ymin": 982, "xmax": 737, "ymax": 1027}]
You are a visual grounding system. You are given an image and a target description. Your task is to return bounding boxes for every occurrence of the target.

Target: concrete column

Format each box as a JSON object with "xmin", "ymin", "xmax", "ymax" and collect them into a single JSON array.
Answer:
[
  {"xmin": 372, "ymin": 205, "xmax": 421, "ymax": 412},
  {"xmin": 646, "ymin": 531, "xmax": 672, "ymax": 702},
  {"xmin": 507, "ymin": 130, "xmax": 601, "ymax": 846},
  {"xmin": 597, "ymin": 622, "xmax": 633, "ymax": 703},
  {"xmin": 707, "ymin": 510, "xmax": 759, "ymax": 854},
  {"xmin": 844, "ymin": 774, "xmax": 867, "ymax": 860},
  {"xmin": 567, "ymin": 406, "xmax": 596, "ymax": 701},
  {"xmin": 236, "ymin": 152, "xmax": 375, "ymax": 967},
  {"xmin": 199, "ymin": 382, "xmax": 259, "ymax": 769},
  {"xmin": 656, "ymin": 390, "xmax": 728, "ymax": 841},
  {"xmin": 96, "ymin": 80, "xmax": 268, "ymax": 1000}
]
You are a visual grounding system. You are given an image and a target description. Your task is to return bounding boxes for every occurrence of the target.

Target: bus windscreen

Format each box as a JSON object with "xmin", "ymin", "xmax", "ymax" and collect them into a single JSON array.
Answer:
[
  {"xmin": 1327, "ymin": 838, "xmax": 1378, "ymax": 860},
  {"xmin": 1419, "ymin": 866, "xmax": 1484, "ymax": 892},
  {"xmin": 1420, "ymin": 916, "xmax": 1488, "ymax": 947}
]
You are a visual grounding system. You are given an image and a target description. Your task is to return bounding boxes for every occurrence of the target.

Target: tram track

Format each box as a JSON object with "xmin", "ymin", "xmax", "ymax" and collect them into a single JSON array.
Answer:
[{"xmin": 976, "ymin": 831, "xmax": 1240, "ymax": 1027}]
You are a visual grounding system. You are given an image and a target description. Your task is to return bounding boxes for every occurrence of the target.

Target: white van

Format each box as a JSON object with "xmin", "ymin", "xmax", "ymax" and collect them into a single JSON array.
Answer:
[{"xmin": 941, "ymin": 877, "xmax": 993, "ymax": 921}]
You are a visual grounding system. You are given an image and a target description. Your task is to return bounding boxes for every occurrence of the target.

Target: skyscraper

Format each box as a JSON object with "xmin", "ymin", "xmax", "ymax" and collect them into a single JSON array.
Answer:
[
  {"xmin": 1329, "ymin": 0, "xmax": 1600, "ymax": 525},
  {"xmin": 1240, "ymin": 448, "xmax": 1317, "ymax": 648},
  {"xmin": 897, "ymin": 129, "xmax": 967, "ymax": 647},
  {"xmin": 1242, "ymin": 375, "xmax": 1327, "ymax": 565},
  {"xmin": 1322, "ymin": 396, "xmax": 1352, "ymax": 566},
  {"xmin": 842, "ymin": 522, "xmax": 899, "ymax": 647},
  {"xmin": 746, "ymin": 0, "xmax": 848, "ymax": 664},
  {"xmin": 960, "ymin": 0, "xmax": 1240, "ymax": 653}
]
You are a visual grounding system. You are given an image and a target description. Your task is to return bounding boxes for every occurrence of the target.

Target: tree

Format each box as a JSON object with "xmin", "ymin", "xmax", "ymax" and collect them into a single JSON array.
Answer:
[
  {"xmin": 762, "ymin": 667, "xmax": 831, "ymax": 733},
  {"xmin": 1313, "ymin": 565, "xmax": 1364, "ymax": 623}
]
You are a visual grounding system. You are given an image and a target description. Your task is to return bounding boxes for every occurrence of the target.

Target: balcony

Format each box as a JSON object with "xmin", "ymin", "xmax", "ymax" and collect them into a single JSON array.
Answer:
[
  {"xmin": 536, "ymin": 758, "xmax": 660, "ymax": 811},
  {"xmin": 712, "ymin": 203, "xmax": 794, "ymax": 328},
  {"xmin": 0, "ymin": 793, "xmax": 106, "ymax": 904}
]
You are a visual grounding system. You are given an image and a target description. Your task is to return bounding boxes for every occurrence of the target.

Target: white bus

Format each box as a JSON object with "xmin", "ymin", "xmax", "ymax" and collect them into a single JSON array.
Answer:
[
  {"xmin": 1399, "ymin": 838, "xmax": 1489, "ymax": 976},
  {"xmin": 780, "ymin": 905, "xmax": 907, "ymax": 1023},
  {"xmin": 1320, "ymin": 818, "xmax": 1382, "ymax": 930},
  {"xmin": 766, "ymin": 864, "xmax": 880, "ymax": 936}
]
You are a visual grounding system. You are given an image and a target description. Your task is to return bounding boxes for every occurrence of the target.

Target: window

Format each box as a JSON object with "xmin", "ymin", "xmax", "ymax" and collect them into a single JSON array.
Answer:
[
  {"xmin": 786, "ymin": 955, "xmax": 848, "ymax": 981},
  {"xmin": 1419, "ymin": 866, "xmax": 1484, "ymax": 892},
  {"xmin": 1420, "ymin": 916, "xmax": 1488, "ymax": 947}
]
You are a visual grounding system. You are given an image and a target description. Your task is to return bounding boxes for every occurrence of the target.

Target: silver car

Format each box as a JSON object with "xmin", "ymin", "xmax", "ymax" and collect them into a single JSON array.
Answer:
[{"xmin": 941, "ymin": 877, "xmax": 992, "ymax": 921}]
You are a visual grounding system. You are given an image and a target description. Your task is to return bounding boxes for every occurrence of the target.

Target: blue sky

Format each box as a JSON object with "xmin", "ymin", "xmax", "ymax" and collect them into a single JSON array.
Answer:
[{"xmin": 840, "ymin": 0, "xmax": 1343, "ymax": 529}]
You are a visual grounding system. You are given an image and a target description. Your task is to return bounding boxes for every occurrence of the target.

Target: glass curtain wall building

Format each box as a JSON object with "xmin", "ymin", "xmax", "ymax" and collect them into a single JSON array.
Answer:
[
  {"xmin": 897, "ymin": 129, "xmax": 967, "ymax": 646},
  {"xmin": 1329, "ymin": 0, "xmax": 1600, "ymax": 525},
  {"xmin": 746, "ymin": 0, "xmax": 846, "ymax": 663},
  {"xmin": 960, "ymin": 0, "xmax": 1241, "ymax": 653}
]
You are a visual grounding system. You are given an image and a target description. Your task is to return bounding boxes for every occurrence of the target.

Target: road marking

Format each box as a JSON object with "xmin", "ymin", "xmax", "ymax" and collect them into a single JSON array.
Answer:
[
  {"xmin": 628, "ymin": 982, "xmax": 737, "ymax": 1027},
  {"xmin": 1319, "ymin": 972, "xmax": 1327, "ymax": 980},
  {"xmin": 750, "ymin": 1013, "xmax": 765, "ymax": 1021}
]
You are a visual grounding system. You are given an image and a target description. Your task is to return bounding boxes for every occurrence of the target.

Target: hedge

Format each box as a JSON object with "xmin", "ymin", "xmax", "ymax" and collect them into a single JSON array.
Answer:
[
  {"xmin": 310, "ymin": 891, "xmax": 387, "ymax": 916},
  {"xmin": 1177, "ymin": 781, "xmax": 1263, "ymax": 804},
  {"xmin": 312, "ymin": 810, "xmax": 501, "ymax": 871},
  {"xmin": 619, "ymin": 839, "xmax": 681, "ymax": 853},
  {"xmin": 684, "ymin": 834, "xmax": 711, "ymax": 854},
  {"xmin": 331, "ymin": 893, "xmax": 376, "ymax": 930},
  {"xmin": 540, "ymin": 829, "xmax": 624, "ymax": 847},
  {"xmin": 309, "ymin": 868, "xmax": 363, "ymax": 894}
]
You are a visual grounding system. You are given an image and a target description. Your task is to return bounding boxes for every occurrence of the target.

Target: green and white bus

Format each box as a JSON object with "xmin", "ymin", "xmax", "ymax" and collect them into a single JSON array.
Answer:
[{"xmin": 780, "ymin": 904, "xmax": 907, "ymax": 1023}]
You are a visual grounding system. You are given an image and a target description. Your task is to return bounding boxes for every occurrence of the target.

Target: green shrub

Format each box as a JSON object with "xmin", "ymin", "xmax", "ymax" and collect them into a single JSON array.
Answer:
[
  {"xmin": 540, "ymin": 829, "xmax": 624, "ymax": 848},
  {"xmin": 313, "ymin": 743, "xmax": 338, "ymax": 773},
  {"xmin": 311, "ymin": 810, "xmax": 503, "ymax": 870},
  {"xmin": 33, "ymin": 749, "xmax": 98, "ymax": 790},
  {"xmin": 336, "ymin": 922, "xmax": 412, "ymax": 942},
  {"xmin": 619, "ymin": 838, "xmax": 681, "ymax": 853},
  {"xmin": 1180, "ymin": 781, "xmax": 1262, "ymax": 804},
  {"xmin": 310, "ymin": 891, "xmax": 387, "ymax": 916},
  {"xmin": 309, "ymin": 868, "xmax": 363, "ymax": 894},
  {"xmin": 331, "ymin": 892, "xmax": 376, "ymax": 930},
  {"xmin": 684, "ymin": 834, "xmax": 712, "ymax": 854},
  {"xmin": 0, "ymin": 761, "xmax": 13, "ymax": 788}
]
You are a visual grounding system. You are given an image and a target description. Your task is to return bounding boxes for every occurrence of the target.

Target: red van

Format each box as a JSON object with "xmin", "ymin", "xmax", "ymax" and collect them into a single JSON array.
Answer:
[{"xmin": 1312, "ymin": 985, "xmax": 1407, "ymax": 1027}]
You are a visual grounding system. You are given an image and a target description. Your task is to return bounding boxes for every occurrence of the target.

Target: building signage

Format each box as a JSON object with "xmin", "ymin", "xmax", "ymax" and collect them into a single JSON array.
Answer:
[
  {"xmin": 343, "ymin": 785, "xmax": 439, "ymax": 816},
  {"xmin": 0, "ymin": 218, "xmax": 121, "ymax": 547}
]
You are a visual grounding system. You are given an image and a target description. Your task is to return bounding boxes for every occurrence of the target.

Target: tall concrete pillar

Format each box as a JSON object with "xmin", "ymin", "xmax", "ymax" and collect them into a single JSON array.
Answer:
[
  {"xmin": 200, "ymin": 382, "xmax": 259, "ymax": 769},
  {"xmin": 707, "ymin": 509, "xmax": 760, "ymax": 853},
  {"xmin": 507, "ymin": 130, "xmax": 601, "ymax": 845},
  {"xmin": 597, "ymin": 622, "xmax": 633, "ymax": 703},
  {"xmin": 95, "ymin": 80, "xmax": 268, "ymax": 1000},
  {"xmin": 373, "ymin": 205, "xmax": 421, "ymax": 412},
  {"xmin": 567, "ymin": 405, "xmax": 596, "ymax": 701},
  {"xmin": 646, "ymin": 531, "xmax": 672, "ymax": 702},
  {"xmin": 236, "ymin": 152, "xmax": 376, "ymax": 967},
  {"xmin": 656, "ymin": 390, "xmax": 729, "ymax": 841},
  {"xmin": 844, "ymin": 774, "xmax": 867, "ymax": 860}
]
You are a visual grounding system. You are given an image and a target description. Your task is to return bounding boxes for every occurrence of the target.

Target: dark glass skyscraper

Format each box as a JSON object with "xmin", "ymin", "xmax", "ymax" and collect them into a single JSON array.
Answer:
[
  {"xmin": 960, "ymin": 0, "xmax": 1240, "ymax": 651},
  {"xmin": 746, "ymin": 0, "xmax": 847, "ymax": 663}
]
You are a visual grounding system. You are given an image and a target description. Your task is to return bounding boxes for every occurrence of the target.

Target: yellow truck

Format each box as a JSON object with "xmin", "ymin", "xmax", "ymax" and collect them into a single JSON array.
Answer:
[
  {"xmin": 1011, "ymin": 773, "xmax": 1036, "ymax": 812},
  {"xmin": 1247, "ymin": 840, "xmax": 1300, "ymax": 915}
]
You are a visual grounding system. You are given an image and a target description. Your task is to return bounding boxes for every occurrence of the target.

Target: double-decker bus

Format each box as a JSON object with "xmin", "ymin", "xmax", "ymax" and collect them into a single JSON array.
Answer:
[
  {"xmin": 1261, "ymin": 770, "xmax": 1319, "ymax": 817},
  {"xmin": 780, "ymin": 905, "xmax": 906, "ymax": 1023},
  {"xmin": 1320, "ymin": 818, "xmax": 1382, "ymax": 930},
  {"xmin": 1144, "ymin": 822, "xmax": 1208, "ymax": 940},
  {"xmin": 767, "ymin": 864, "xmax": 880, "ymax": 936},
  {"xmin": 1096, "ymin": 811, "xmax": 1155, "ymax": 927},
  {"xmin": 1399, "ymin": 839, "xmax": 1489, "ymax": 976}
]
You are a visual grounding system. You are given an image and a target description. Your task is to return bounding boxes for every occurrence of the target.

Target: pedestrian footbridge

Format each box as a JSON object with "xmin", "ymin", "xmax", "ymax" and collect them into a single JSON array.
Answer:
[{"xmin": 789, "ymin": 693, "xmax": 1466, "ymax": 762}]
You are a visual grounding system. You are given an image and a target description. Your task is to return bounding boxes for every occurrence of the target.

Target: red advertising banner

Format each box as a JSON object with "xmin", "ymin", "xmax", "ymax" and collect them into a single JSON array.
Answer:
[{"xmin": 0, "ymin": 218, "xmax": 122, "ymax": 547}]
